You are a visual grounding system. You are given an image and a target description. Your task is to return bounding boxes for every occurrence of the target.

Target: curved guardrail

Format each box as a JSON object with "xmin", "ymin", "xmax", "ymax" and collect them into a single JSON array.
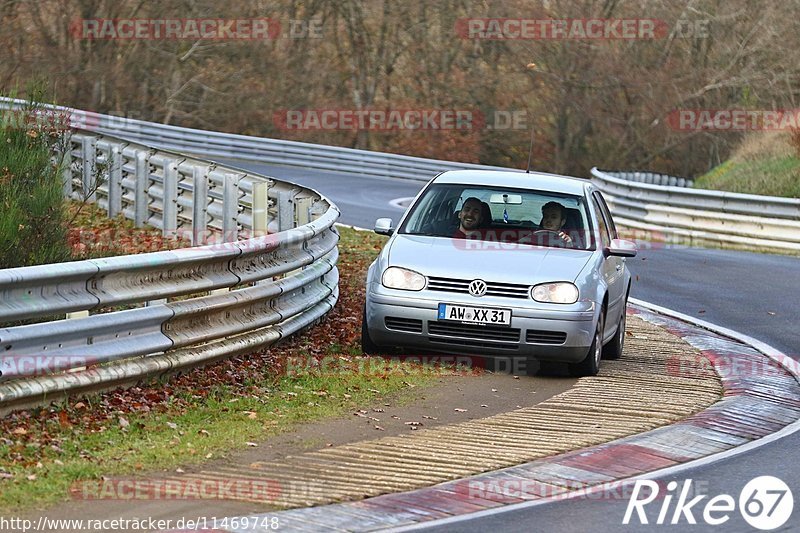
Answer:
[
  {"xmin": 597, "ymin": 170, "xmax": 694, "ymax": 188},
  {"xmin": 591, "ymin": 168, "xmax": 800, "ymax": 253},
  {"xmin": 0, "ymin": 96, "xmax": 510, "ymax": 181},
  {"xmin": 0, "ymin": 129, "xmax": 340, "ymax": 414},
  {"xmin": 3, "ymin": 98, "xmax": 796, "ymax": 413}
]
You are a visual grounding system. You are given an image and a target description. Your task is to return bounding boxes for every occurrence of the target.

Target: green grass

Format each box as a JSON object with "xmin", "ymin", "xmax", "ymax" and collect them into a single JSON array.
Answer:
[
  {"xmin": 695, "ymin": 156, "xmax": 800, "ymax": 198},
  {"xmin": 0, "ymin": 226, "xmax": 461, "ymax": 512},
  {"xmin": 694, "ymin": 132, "xmax": 800, "ymax": 198},
  {"xmin": 0, "ymin": 366, "xmax": 443, "ymax": 511}
]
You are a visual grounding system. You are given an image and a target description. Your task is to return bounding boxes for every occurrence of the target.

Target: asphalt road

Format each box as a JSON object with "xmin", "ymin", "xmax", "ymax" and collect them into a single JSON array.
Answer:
[
  {"xmin": 226, "ymin": 159, "xmax": 799, "ymax": 357},
  {"xmin": 225, "ymin": 160, "xmax": 800, "ymax": 532},
  {"xmin": 223, "ymin": 160, "xmax": 417, "ymax": 230}
]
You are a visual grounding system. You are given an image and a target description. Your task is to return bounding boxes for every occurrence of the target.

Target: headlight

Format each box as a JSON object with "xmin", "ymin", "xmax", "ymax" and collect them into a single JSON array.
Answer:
[
  {"xmin": 531, "ymin": 282, "xmax": 579, "ymax": 304},
  {"xmin": 382, "ymin": 267, "xmax": 426, "ymax": 291}
]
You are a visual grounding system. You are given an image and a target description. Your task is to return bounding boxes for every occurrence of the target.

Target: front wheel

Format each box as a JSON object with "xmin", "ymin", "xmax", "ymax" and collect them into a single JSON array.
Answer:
[
  {"xmin": 602, "ymin": 302, "xmax": 627, "ymax": 360},
  {"xmin": 360, "ymin": 306, "xmax": 380, "ymax": 355},
  {"xmin": 569, "ymin": 310, "xmax": 604, "ymax": 377}
]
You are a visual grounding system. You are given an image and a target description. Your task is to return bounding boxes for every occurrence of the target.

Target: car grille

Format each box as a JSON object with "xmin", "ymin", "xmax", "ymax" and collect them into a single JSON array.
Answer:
[
  {"xmin": 384, "ymin": 317, "xmax": 423, "ymax": 333},
  {"xmin": 428, "ymin": 322, "xmax": 521, "ymax": 342},
  {"xmin": 428, "ymin": 337, "xmax": 519, "ymax": 351},
  {"xmin": 427, "ymin": 276, "xmax": 530, "ymax": 299},
  {"xmin": 525, "ymin": 330, "xmax": 567, "ymax": 345}
]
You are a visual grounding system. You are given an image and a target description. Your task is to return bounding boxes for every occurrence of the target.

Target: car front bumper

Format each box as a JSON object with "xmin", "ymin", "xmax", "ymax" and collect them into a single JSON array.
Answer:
[{"xmin": 366, "ymin": 287, "xmax": 598, "ymax": 363}]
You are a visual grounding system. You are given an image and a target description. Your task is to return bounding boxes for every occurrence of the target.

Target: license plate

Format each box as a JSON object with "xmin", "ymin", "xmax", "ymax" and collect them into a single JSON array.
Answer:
[{"xmin": 437, "ymin": 303, "xmax": 512, "ymax": 326}]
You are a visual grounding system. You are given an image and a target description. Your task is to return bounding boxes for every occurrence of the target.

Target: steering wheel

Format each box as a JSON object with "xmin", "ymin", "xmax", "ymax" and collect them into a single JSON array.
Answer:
[{"xmin": 533, "ymin": 229, "xmax": 572, "ymax": 246}]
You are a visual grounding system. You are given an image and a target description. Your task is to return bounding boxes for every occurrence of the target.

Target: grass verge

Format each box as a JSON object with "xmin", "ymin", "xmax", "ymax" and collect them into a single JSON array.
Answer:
[
  {"xmin": 695, "ymin": 131, "xmax": 800, "ymax": 198},
  {"xmin": 0, "ymin": 225, "xmax": 460, "ymax": 511}
]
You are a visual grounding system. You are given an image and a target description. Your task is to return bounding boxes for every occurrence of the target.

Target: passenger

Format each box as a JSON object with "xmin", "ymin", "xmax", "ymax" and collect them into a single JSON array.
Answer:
[{"xmin": 453, "ymin": 197, "xmax": 485, "ymax": 239}]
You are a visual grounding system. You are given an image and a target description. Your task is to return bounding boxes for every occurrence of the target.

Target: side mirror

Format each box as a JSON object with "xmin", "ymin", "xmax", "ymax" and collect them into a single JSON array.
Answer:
[
  {"xmin": 374, "ymin": 218, "xmax": 394, "ymax": 236},
  {"xmin": 605, "ymin": 238, "xmax": 638, "ymax": 258}
]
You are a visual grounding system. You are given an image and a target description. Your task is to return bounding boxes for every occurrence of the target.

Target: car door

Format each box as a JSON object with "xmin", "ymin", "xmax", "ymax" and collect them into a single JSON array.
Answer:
[{"xmin": 590, "ymin": 192, "xmax": 625, "ymax": 337}]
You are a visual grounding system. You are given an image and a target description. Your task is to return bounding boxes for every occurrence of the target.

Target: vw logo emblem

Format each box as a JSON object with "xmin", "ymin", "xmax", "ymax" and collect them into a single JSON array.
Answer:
[{"xmin": 468, "ymin": 279, "xmax": 487, "ymax": 297}]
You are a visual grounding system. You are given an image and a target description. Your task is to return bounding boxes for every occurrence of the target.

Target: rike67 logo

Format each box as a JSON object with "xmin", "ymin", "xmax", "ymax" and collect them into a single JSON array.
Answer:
[{"xmin": 624, "ymin": 476, "xmax": 793, "ymax": 530}]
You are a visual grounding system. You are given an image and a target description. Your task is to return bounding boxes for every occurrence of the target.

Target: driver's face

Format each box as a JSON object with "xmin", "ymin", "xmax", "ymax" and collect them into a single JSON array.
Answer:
[
  {"xmin": 459, "ymin": 200, "xmax": 482, "ymax": 230},
  {"xmin": 541, "ymin": 207, "xmax": 565, "ymax": 231}
]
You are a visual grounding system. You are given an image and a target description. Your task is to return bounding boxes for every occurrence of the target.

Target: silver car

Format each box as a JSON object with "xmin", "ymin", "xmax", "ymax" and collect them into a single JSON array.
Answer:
[{"xmin": 361, "ymin": 170, "xmax": 637, "ymax": 376}]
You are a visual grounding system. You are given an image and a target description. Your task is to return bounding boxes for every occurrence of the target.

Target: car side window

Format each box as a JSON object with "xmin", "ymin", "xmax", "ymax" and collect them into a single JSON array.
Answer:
[
  {"xmin": 590, "ymin": 196, "xmax": 611, "ymax": 248},
  {"xmin": 593, "ymin": 192, "xmax": 617, "ymax": 239}
]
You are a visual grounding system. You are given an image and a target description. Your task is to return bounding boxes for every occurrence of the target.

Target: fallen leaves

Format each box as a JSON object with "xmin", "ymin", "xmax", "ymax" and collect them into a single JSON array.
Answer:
[{"xmin": 0, "ymin": 227, "xmax": 435, "ymax": 486}]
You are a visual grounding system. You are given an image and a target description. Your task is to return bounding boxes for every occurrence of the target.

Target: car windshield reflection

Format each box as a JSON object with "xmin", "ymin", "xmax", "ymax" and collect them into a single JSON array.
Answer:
[{"xmin": 399, "ymin": 183, "xmax": 594, "ymax": 250}]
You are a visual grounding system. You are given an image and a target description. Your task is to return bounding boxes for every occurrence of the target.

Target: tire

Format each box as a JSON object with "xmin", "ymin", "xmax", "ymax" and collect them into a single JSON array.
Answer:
[
  {"xmin": 569, "ymin": 309, "xmax": 604, "ymax": 377},
  {"xmin": 360, "ymin": 305, "xmax": 380, "ymax": 355},
  {"xmin": 602, "ymin": 301, "xmax": 627, "ymax": 360}
]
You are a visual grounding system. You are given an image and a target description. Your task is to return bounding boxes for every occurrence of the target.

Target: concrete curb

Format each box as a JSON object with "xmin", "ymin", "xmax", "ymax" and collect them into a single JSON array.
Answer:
[{"xmin": 177, "ymin": 302, "xmax": 800, "ymax": 532}]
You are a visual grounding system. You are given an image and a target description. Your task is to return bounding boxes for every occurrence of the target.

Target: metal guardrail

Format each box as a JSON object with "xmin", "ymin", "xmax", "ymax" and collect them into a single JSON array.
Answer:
[
  {"xmin": 0, "ymin": 128, "xmax": 340, "ymax": 413},
  {"xmin": 599, "ymin": 170, "xmax": 694, "ymax": 188},
  {"xmin": 0, "ymin": 97, "xmax": 513, "ymax": 181},
  {"xmin": 0, "ymin": 98, "xmax": 796, "ymax": 412},
  {"xmin": 591, "ymin": 168, "xmax": 800, "ymax": 252}
]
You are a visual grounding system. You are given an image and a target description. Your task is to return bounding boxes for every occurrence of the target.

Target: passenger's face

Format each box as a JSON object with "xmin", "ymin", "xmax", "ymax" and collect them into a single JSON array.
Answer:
[
  {"xmin": 541, "ymin": 206, "xmax": 565, "ymax": 231},
  {"xmin": 459, "ymin": 200, "xmax": 482, "ymax": 230}
]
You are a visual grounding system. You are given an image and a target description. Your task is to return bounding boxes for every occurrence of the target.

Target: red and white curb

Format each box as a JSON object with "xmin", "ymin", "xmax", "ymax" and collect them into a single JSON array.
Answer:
[{"xmin": 169, "ymin": 300, "xmax": 800, "ymax": 532}]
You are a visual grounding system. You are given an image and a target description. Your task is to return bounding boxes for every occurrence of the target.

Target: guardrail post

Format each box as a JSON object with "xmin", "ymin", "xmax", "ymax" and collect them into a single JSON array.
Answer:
[
  {"xmin": 66, "ymin": 308, "xmax": 91, "ymax": 371},
  {"xmin": 223, "ymin": 173, "xmax": 240, "ymax": 242},
  {"xmin": 61, "ymin": 138, "xmax": 74, "ymax": 199},
  {"xmin": 108, "ymin": 144, "xmax": 123, "ymax": 218},
  {"xmin": 81, "ymin": 136, "xmax": 97, "ymax": 202},
  {"xmin": 207, "ymin": 173, "xmax": 241, "ymax": 296},
  {"xmin": 295, "ymin": 196, "xmax": 312, "ymax": 227},
  {"xmin": 163, "ymin": 160, "xmax": 179, "ymax": 238},
  {"xmin": 252, "ymin": 181, "xmax": 270, "ymax": 237},
  {"xmin": 309, "ymin": 200, "xmax": 326, "ymax": 222},
  {"xmin": 278, "ymin": 191, "xmax": 294, "ymax": 231},
  {"xmin": 192, "ymin": 165, "xmax": 209, "ymax": 246},
  {"xmin": 134, "ymin": 151, "xmax": 149, "ymax": 228}
]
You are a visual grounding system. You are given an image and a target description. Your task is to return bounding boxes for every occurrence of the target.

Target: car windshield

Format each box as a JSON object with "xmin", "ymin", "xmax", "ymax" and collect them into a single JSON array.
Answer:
[{"xmin": 399, "ymin": 183, "xmax": 593, "ymax": 250}]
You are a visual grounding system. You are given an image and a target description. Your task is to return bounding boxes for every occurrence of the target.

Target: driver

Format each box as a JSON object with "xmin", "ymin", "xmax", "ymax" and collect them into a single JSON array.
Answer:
[{"xmin": 538, "ymin": 201, "xmax": 573, "ymax": 244}]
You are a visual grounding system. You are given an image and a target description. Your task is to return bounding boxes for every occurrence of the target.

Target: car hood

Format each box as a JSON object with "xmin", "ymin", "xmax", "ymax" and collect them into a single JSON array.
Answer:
[{"xmin": 388, "ymin": 234, "xmax": 593, "ymax": 285}]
